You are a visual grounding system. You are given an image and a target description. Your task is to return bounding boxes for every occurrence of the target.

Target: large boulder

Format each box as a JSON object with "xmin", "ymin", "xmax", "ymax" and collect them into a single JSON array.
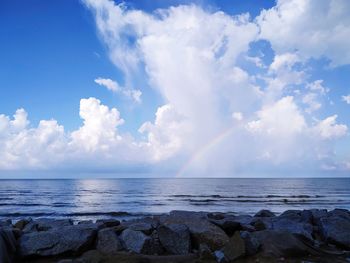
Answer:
[
  {"xmin": 271, "ymin": 216, "xmax": 314, "ymax": 240},
  {"xmin": 19, "ymin": 224, "xmax": 98, "ymax": 257},
  {"xmin": 208, "ymin": 217, "xmax": 240, "ymax": 236},
  {"xmin": 240, "ymin": 231, "xmax": 260, "ymax": 256},
  {"xmin": 120, "ymin": 229, "xmax": 162, "ymax": 255},
  {"xmin": 128, "ymin": 222, "xmax": 154, "ymax": 235},
  {"xmin": 221, "ymin": 232, "xmax": 246, "ymax": 261},
  {"xmin": 14, "ymin": 218, "xmax": 31, "ymax": 230},
  {"xmin": 254, "ymin": 210, "xmax": 275, "ymax": 218},
  {"xmin": 252, "ymin": 230, "xmax": 314, "ymax": 258},
  {"xmin": 158, "ymin": 223, "xmax": 191, "ymax": 255},
  {"xmin": 22, "ymin": 218, "xmax": 73, "ymax": 233},
  {"xmin": 252, "ymin": 210, "xmax": 314, "ymax": 240},
  {"xmin": 318, "ymin": 210, "xmax": 350, "ymax": 249},
  {"xmin": 0, "ymin": 220, "xmax": 12, "ymax": 228},
  {"xmin": 162, "ymin": 211, "xmax": 229, "ymax": 251},
  {"xmin": 96, "ymin": 228, "xmax": 123, "ymax": 254},
  {"xmin": 0, "ymin": 228, "xmax": 17, "ymax": 263}
]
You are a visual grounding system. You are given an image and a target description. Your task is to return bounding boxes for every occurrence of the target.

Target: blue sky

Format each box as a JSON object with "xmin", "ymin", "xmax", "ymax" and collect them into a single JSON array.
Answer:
[{"xmin": 0, "ymin": 0, "xmax": 350, "ymax": 177}]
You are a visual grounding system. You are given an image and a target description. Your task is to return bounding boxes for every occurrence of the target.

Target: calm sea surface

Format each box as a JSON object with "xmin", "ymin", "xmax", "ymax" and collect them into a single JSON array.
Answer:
[{"xmin": 0, "ymin": 178, "xmax": 349, "ymax": 221}]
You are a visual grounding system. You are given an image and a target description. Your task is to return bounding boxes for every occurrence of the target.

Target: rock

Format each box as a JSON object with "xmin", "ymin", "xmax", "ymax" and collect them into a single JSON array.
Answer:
[
  {"xmin": 158, "ymin": 223, "xmax": 191, "ymax": 255},
  {"xmin": 310, "ymin": 209, "xmax": 327, "ymax": 225},
  {"xmin": 95, "ymin": 219, "xmax": 120, "ymax": 228},
  {"xmin": 96, "ymin": 228, "xmax": 123, "ymax": 254},
  {"xmin": 318, "ymin": 212, "xmax": 350, "ymax": 249},
  {"xmin": 253, "ymin": 211, "xmax": 314, "ymax": 240},
  {"xmin": 271, "ymin": 216, "xmax": 314, "ymax": 240},
  {"xmin": 0, "ymin": 228, "xmax": 17, "ymax": 263},
  {"xmin": 128, "ymin": 222, "xmax": 153, "ymax": 235},
  {"xmin": 0, "ymin": 220, "xmax": 12, "ymax": 227},
  {"xmin": 120, "ymin": 229, "xmax": 161, "ymax": 255},
  {"xmin": 207, "ymin": 212, "xmax": 226, "ymax": 220},
  {"xmin": 240, "ymin": 231, "xmax": 260, "ymax": 256},
  {"xmin": 19, "ymin": 224, "xmax": 98, "ymax": 257},
  {"xmin": 252, "ymin": 230, "xmax": 313, "ymax": 258},
  {"xmin": 162, "ymin": 211, "xmax": 229, "ymax": 250},
  {"xmin": 251, "ymin": 217, "xmax": 272, "ymax": 231},
  {"xmin": 79, "ymin": 250, "xmax": 104, "ymax": 263},
  {"xmin": 199, "ymin": 243, "xmax": 215, "ymax": 260},
  {"xmin": 254, "ymin": 210, "xmax": 275, "ymax": 217},
  {"xmin": 209, "ymin": 217, "xmax": 240, "ymax": 236},
  {"xmin": 221, "ymin": 232, "xmax": 245, "ymax": 261},
  {"xmin": 149, "ymin": 230, "xmax": 165, "ymax": 255},
  {"xmin": 14, "ymin": 218, "xmax": 31, "ymax": 230},
  {"xmin": 214, "ymin": 250, "xmax": 227, "ymax": 263},
  {"xmin": 22, "ymin": 218, "xmax": 73, "ymax": 233}
]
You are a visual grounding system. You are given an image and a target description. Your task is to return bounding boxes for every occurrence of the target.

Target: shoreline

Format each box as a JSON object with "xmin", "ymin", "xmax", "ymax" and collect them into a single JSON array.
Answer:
[{"xmin": 1, "ymin": 209, "xmax": 349, "ymax": 263}]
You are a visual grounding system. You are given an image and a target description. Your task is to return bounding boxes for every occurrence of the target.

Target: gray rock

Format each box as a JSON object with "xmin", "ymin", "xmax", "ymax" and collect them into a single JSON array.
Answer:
[
  {"xmin": 79, "ymin": 250, "xmax": 104, "ymax": 263},
  {"xmin": 0, "ymin": 227, "xmax": 17, "ymax": 263},
  {"xmin": 221, "ymin": 232, "xmax": 245, "ymax": 261},
  {"xmin": 162, "ymin": 211, "xmax": 229, "ymax": 250},
  {"xmin": 253, "ymin": 211, "xmax": 314, "ymax": 240},
  {"xmin": 95, "ymin": 219, "xmax": 120, "ymax": 228},
  {"xmin": 96, "ymin": 228, "xmax": 123, "ymax": 254},
  {"xmin": 0, "ymin": 220, "xmax": 12, "ymax": 227},
  {"xmin": 252, "ymin": 230, "xmax": 313, "ymax": 258},
  {"xmin": 209, "ymin": 216, "xmax": 240, "ymax": 236},
  {"xmin": 19, "ymin": 224, "xmax": 98, "ymax": 257},
  {"xmin": 120, "ymin": 229, "xmax": 160, "ymax": 255},
  {"xmin": 14, "ymin": 218, "xmax": 31, "ymax": 230},
  {"xmin": 240, "ymin": 231, "xmax": 260, "ymax": 256},
  {"xmin": 254, "ymin": 209, "xmax": 275, "ymax": 217},
  {"xmin": 214, "ymin": 250, "xmax": 227, "ymax": 263},
  {"xmin": 207, "ymin": 212, "xmax": 226, "ymax": 220},
  {"xmin": 22, "ymin": 218, "xmax": 73, "ymax": 233},
  {"xmin": 128, "ymin": 222, "xmax": 153, "ymax": 235},
  {"xmin": 271, "ymin": 216, "xmax": 314, "ymax": 240},
  {"xmin": 318, "ymin": 211, "xmax": 350, "ymax": 249},
  {"xmin": 199, "ymin": 243, "xmax": 214, "ymax": 260},
  {"xmin": 310, "ymin": 209, "xmax": 327, "ymax": 225},
  {"xmin": 158, "ymin": 223, "xmax": 191, "ymax": 255}
]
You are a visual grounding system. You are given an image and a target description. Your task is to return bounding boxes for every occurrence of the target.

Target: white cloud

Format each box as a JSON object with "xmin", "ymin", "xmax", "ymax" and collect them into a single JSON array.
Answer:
[
  {"xmin": 342, "ymin": 94, "xmax": 350, "ymax": 104},
  {"xmin": 139, "ymin": 104, "xmax": 191, "ymax": 161},
  {"xmin": 1, "ymin": 0, "xmax": 349, "ymax": 175},
  {"xmin": 94, "ymin": 77, "xmax": 142, "ymax": 103},
  {"xmin": 247, "ymin": 96, "xmax": 306, "ymax": 136},
  {"xmin": 257, "ymin": 0, "xmax": 350, "ymax": 67},
  {"xmin": 307, "ymin": 80, "xmax": 328, "ymax": 95},
  {"xmin": 94, "ymin": 77, "xmax": 120, "ymax": 92},
  {"xmin": 70, "ymin": 97, "xmax": 124, "ymax": 153},
  {"xmin": 302, "ymin": 93, "xmax": 321, "ymax": 113},
  {"xmin": 269, "ymin": 53, "xmax": 301, "ymax": 73},
  {"xmin": 314, "ymin": 115, "xmax": 348, "ymax": 139}
]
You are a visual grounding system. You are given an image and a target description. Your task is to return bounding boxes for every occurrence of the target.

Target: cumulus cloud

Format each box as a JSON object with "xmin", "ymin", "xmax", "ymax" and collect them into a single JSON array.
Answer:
[
  {"xmin": 94, "ymin": 77, "xmax": 142, "ymax": 103},
  {"xmin": 0, "ymin": 0, "xmax": 349, "ymax": 175},
  {"xmin": 257, "ymin": 0, "xmax": 350, "ymax": 67},
  {"xmin": 314, "ymin": 115, "xmax": 348, "ymax": 140}
]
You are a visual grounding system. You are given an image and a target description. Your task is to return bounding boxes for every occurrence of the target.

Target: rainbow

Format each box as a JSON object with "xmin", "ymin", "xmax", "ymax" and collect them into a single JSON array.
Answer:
[{"xmin": 176, "ymin": 125, "xmax": 236, "ymax": 177}]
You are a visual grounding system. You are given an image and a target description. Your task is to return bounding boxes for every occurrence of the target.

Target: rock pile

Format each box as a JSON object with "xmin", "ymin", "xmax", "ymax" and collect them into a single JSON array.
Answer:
[{"xmin": 0, "ymin": 209, "xmax": 349, "ymax": 262}]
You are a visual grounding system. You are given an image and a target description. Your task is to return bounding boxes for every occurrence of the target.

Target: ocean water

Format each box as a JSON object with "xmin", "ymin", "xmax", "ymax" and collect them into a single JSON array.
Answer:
[{"xmin": 0, "ymin": 178, "xmax": 349, "ymax": 221}]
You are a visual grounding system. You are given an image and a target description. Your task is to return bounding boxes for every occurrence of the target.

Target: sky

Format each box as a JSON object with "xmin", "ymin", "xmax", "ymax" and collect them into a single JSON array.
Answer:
[{"xmin": 0, "ymin": 0, "xmax": 350, "ymax": 178}]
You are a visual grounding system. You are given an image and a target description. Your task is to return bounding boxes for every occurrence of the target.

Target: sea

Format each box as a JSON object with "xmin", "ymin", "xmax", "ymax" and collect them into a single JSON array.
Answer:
[{"xmin": 0, "ymin": 178, "xmax": 349, "ymax": 221}]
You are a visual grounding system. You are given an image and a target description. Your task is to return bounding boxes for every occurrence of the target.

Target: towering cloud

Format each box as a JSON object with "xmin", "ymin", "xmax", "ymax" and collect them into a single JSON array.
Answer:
[{"xmin": 0, "ymin": 0, "xmax": 349, "ymax": 175}]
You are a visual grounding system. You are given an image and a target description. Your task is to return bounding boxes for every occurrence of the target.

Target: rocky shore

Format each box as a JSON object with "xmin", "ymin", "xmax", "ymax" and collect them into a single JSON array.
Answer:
[{"xmin": 1, "ymin": 209, "xmax": 350, "ymax": 263}]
